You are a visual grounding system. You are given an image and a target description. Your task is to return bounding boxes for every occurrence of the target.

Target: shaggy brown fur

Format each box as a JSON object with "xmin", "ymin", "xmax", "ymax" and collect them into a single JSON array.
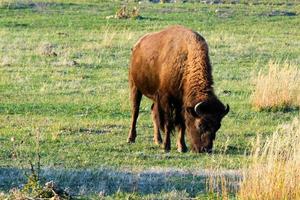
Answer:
[{"xmin": 127, "ymin": 25, "xmax": 229, "ymax": 153}]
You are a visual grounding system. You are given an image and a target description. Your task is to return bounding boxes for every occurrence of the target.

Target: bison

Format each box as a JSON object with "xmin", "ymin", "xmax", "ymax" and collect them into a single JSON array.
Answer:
[{"xmin": 127, "ymin": 25, "xmax": 229, "ymax": 153}]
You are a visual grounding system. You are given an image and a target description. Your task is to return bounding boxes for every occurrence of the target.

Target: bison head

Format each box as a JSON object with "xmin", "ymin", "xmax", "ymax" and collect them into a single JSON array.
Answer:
[{"xmin": 185, "ymin": 100, "xmax": 229, "ymax": 153}]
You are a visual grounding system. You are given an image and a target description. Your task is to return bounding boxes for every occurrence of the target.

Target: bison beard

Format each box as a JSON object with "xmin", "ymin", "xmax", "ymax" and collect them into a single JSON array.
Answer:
[{"xmin": 127, "ymin": 25, "xmax": 229, "ymax": 153}]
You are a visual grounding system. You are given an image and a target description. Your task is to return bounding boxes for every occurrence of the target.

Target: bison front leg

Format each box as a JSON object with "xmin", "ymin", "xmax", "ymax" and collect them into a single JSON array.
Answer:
[
  {"xmin": 151, "ymin": 103, "xmax": 162, "ymax": 145},
  {"xmin": 127, "ymin": 83, "xmax": 142, "ymax": 143},
  {"xmin": 177, "ymin": 126, "xmax": 188, "ymax": 153},
  {"xmin": 175, "ymin": 110, "xmax": 188, "ymax": 153},
  {"xmin": 163, "ymin": 119, "xmax": 172, "ymax": 152}
]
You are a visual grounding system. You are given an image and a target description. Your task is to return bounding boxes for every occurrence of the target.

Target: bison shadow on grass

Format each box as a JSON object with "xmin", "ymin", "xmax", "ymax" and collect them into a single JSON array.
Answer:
[{"xmin": 0, "ymin": 167, "xmax": 241, "ymax": 197}]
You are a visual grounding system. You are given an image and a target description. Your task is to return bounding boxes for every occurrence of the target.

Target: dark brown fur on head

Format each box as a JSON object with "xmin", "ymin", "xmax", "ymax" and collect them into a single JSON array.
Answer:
[
  {"xmin": 185, "ymin": 98, "xmax": 229, "ymax": 153},
  {"xmin": 151, "ymin": 98, "xmax": 229, "ymax": 153}
]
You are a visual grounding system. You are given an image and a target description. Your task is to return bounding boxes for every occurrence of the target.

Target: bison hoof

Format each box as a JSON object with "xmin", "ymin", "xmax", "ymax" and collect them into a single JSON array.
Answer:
[
  {"xmin": 177, "ymin": 146, "xmax": 188, "ymax": 153},
  {"xmin": 127, "ymin": 138, "xmax": 136, "ymax": 143},
  {"xmin": 154, "ymin": 139, "xmax": 162, "ymax": 146},
  {"xmin": 164, "ymin": 148, "xmax": 170, "ymax": 153},
  {"xmin": 163, "ymin": 144, "xmax": 171, "ymax": 152}
]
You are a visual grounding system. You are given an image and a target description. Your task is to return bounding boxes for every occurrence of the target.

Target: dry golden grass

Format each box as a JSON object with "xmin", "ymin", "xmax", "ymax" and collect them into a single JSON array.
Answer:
[
  {"xmin": 207, "ymin": 117, "xmax": 300, "ymax": 199},
  {"xmin": 251, "ymin": 60, "xmax": 300, "ymax": 110},
  {"xmin": 207, "ymin": 174, "xmax": 231, "ymax": 200},
  {"xmin": 100, "ymin": 27, "xmax": 140, "ymax": 48},
  {"xmin": 238, "ymin": 116, "xmax": 300, "ymax": 200}
]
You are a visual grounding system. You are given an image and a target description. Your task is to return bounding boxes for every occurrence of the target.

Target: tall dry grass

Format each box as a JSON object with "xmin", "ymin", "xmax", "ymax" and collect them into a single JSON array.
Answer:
[
  {"xmin": 207, "ymin": 174, "xmax": 231, "ymax": 200},
  {"xmin": 207, "ymin": 117, "xmax": 300, "ymax": 199},
  {"xmin": 101, "ymin": 27, "xmax": 117, "ymax": 48},
  {"xmin": 251, "ymin": 60, "xmax": 300, "ymax": 110},
  {"xmin": 238, "ymin": 116, "xmax": 300, "ymax": 200},
  {"xmin": 100, "ymin": 27, "xmax": 138, "ymax": 48}
]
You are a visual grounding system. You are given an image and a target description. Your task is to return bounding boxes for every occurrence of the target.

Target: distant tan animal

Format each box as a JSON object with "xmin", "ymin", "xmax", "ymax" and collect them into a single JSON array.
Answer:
[{"xmin": 127, "ymin": 25, "xmax": 229, "ymax": 153}]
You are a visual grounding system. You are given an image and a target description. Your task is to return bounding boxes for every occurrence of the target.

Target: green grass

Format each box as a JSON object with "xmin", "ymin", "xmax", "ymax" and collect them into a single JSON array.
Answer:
[{"xmin": 0, "ymin": 0, "xmax": 299, "ymax": 198}]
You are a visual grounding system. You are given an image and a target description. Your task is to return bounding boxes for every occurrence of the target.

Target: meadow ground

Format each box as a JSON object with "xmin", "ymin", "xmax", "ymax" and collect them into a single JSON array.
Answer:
[{"xmin": 0, "ymin": 0, "xmax": 299, "ymax": 198}]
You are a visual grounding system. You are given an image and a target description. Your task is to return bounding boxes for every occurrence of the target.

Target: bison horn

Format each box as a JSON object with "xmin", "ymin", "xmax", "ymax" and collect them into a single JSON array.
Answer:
[
  {"xmin": 194, "ymin": 102, "xmax": 204, "ymax": 116},
  {"xmin": 224, "ymin": 104, "xmax": 230, "ymax": 116}
]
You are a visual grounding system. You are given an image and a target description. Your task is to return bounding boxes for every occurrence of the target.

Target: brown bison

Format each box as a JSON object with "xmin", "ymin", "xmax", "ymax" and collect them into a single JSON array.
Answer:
[{"xmin": 127, "ymin": 25, "xmax": 229, "ymax": 153}]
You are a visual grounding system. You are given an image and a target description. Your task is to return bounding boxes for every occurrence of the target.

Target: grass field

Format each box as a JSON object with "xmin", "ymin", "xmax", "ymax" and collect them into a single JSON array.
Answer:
[{"xmin": 0, "ymin": 0, "xmax": 299, "ymax": 198}]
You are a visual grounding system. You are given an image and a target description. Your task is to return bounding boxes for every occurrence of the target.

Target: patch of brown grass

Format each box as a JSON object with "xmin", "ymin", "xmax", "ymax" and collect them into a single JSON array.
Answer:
[
  {"xmin": 106, "ymin": 5, "xmax": 140, "ymax": 20},
  {"xmin": 0, "ymin": 56, "xmax": 15, "ymax": 66},
  {"xmin": 251, "ymin": 60, "xmax": 300, "ymax": 110},
  {"xmin": 37, "ymin": 42, "xmax": 57, "ymax": 57},
  {"xmin": 238, "ymin": 116, "xmax": 300, "ymax": 200}
]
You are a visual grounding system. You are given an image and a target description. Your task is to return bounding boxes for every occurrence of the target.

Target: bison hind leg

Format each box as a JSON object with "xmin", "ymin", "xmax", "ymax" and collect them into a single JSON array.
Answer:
[
  {"xmin": 127, "ymin": 83, "xmax": 142, "ymax": 143},
  {"xmin": 151, "ymin": 103, "xmax": 163, "ymax": 145}
]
